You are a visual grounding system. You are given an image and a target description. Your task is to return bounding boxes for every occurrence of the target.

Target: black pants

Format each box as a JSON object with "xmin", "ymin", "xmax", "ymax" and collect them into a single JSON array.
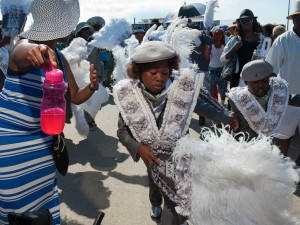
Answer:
[
  {"xmin": 159, "ymin": 191, "xmax": 188, "ymax": 225},
  {"xmin": 147, "ymin": 166, "xmax": 163, "ymax": 207}
]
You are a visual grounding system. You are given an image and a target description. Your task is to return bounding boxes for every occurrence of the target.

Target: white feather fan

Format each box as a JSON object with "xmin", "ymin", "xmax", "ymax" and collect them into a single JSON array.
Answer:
[{"xmin": 173, "ymin": 128, "xmax": 300, "ymax": 225}]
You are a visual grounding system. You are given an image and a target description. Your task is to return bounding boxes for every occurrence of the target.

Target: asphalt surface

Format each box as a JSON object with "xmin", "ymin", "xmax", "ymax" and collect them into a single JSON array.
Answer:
[{"xmin": 58, "ymin": 90, "xmax": 300, "ymax": 225}]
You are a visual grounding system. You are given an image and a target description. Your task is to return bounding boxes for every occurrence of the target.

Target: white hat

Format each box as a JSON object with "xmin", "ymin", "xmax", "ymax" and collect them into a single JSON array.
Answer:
[
  {"xmin": 287, "ymin": 0, "xmax": 300, "ymax": 19},
  {"xmin": 241, "ymin": 59, "xmax": 274, "ymax": 82},
  {"xmin": 19, "ymin": 0, "xmax": 80, "ymax": 41},
  {"xmin": 131, "ymin": 41, "xmax": 176, "ymax": 63}
]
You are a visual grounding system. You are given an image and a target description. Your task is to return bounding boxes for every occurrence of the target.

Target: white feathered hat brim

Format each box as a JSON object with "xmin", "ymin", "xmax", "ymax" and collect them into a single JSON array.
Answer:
[{"xmin": 19, "ymin": 0, "xmax": 80, "ymax": 41}]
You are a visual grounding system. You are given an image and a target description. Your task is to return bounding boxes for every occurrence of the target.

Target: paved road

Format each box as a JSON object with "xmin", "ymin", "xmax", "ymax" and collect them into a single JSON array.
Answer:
[{"xmin": 58, "ymin": 91, "xmax": 300, "ymax": 225}]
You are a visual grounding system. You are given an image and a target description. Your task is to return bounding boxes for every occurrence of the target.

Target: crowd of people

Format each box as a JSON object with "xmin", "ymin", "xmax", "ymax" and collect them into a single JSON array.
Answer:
[{"xmin": 0, "ymin": 0, "xmax": 300, "ymax": 224}]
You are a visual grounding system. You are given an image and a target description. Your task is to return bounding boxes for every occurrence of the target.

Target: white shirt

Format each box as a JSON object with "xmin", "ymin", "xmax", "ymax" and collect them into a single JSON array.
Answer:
[
  {"xmin": 266, "ymin": 30, "xmax": 300, "ymax": 94},
  {"xmin": 209, "ymin": 44, "xmax": 224, "ymax": 68}
]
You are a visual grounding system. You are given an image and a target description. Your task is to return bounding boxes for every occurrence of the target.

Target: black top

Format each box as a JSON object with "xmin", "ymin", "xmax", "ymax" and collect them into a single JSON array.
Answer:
[{"xmin": 237, "ymin": 40, "xmax": 259, "ymax": 74}]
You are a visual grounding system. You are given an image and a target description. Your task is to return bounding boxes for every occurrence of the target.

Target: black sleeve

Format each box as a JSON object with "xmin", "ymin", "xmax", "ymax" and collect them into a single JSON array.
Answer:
[{"xmin": 117, "ymin": 113, "xmax": 141, "ymax": 162}]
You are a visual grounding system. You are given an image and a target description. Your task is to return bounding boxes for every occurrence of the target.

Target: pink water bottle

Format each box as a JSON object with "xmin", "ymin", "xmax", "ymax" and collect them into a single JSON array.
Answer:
[{"xmin": 40, "ymin": 63, "xmax": 67, "ymax": 135}]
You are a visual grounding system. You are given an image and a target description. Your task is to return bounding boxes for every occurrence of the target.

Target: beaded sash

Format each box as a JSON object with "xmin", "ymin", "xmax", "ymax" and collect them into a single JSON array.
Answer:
[{"xmin": 227, "ymin": 77, "xmax": 289, "ymax": 136}]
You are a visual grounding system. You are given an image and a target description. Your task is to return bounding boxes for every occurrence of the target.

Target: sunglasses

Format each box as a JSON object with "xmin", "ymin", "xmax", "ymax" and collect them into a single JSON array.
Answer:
[{"xmin": 240, "ymin": 17, "xmax": 253, "ymax": 25}]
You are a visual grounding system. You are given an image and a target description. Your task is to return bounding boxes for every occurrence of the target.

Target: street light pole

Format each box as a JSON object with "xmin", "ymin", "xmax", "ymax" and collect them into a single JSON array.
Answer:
[{"xmin": 287, "ymin": 0, "xmax": 291, "ymax": 30}]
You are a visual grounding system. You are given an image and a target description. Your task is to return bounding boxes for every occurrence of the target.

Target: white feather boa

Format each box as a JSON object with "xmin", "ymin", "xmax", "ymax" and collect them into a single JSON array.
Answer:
[
  {"xmin": 61, "ymin": 38, "xmax": 109, "ymax": 137},
  {"xmin": 173, "ymin": 128, "xmax": 300, "ymax": 225}
]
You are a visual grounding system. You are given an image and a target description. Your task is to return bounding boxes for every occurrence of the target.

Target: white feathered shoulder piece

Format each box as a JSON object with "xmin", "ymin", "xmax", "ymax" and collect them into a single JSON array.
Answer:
[
  {"xmin": 61, "ymin": 38, "xmax": 109, "ymax": 138},
  {"xmin": 173, "ymin": 128, "xmax": 300, "ymax": 225}
]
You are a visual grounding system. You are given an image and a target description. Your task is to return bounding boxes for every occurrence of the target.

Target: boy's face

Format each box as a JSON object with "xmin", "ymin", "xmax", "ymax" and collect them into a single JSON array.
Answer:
[
  {"xmin": 247, "ymin": 77, "xmax": 270, "ymax": 97},
  {"xmin": 141, "ymin": 60, "xmax": 170, "ymax": 94}
]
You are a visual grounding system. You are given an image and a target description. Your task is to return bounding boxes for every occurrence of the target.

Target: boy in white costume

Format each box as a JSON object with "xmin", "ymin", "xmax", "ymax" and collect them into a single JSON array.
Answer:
[{"xmin": 227, "ymin": 59, "xmax": 289, "ymax": 140}]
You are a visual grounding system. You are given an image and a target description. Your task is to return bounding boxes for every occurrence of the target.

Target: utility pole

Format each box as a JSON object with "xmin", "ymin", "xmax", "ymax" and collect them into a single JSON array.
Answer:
[{"xmin": 287, "ymin": 0, "xmax": 291, "ymax": 30}]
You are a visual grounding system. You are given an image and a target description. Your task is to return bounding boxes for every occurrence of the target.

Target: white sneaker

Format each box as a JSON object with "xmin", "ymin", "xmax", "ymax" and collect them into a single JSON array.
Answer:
[{"xmin": 150, "ymin": 206, "xmax": 162, "ymax": 218}]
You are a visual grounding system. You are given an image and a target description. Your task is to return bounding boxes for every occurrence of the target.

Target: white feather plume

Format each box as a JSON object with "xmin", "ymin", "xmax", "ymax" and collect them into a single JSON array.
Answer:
[
  {"xmin": 148, "ymin": 25, "xmax": 166, "ymax": 41},
  {"xmin": 71, "ymin": 104, "xmax": 89, "ymax": 138},
  {"xmin": 173, "ymin": 128, "xmax": 300, "ymax": 225},
  {"xmin": 141, "ymin": 24, "xmax": 157, "ymax": 44},
  {"xmin": 89, "ymin": 18, "xmax": 132, "ymax": 51},
  {"xmin": 61, "ymin": 37, "xmax": 109, "ymax": 137},
  {"xmin": 163, "ymin": 17, "xmax": 202, "ymax": 69},
  {"xmin": 61, "ymin": 37, "xmax": 88, "ymax": 67},
  {"xmin": 124, "ymin": 35, "xmax": 139, "ymax": 59},
  {"xmin": 111, "ymin": 44, "xmax": 132, "ymax": 82},
  {"xmin": 204, "ymin": 0, "xmax": 219, "ymax": 28}
]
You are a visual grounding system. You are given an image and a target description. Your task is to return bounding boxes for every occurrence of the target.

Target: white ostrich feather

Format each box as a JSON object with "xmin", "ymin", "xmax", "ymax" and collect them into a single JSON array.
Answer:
[
  {"xmin": 71, "ymin": 104, "xmax": 89, "ymax": 138},
  {"xmin": 61, "ymin": 36, "xmax": 109, "ymax": 137},
  {"xmin": 124, "ymin": 35, "xmax": 139, "ymax": 58},
  {"xmin": 163, "ymin": 17, "xmax": 189, "ymax": 44},
  {"xmin": 89, "ymin": 18, "xmax": 132, "ymax": 51},
  {"xmin": 204, "ymin": 0, "xmax": 219, "ymax": 29},
  {"xmin": 162, "ymin": 18, "xmax": 201, "ymax": 69},
  {"xmin": 141, "ymin": 24, "xmax": 157, "ymax": 44},
  {"xmin": 148, "ymin": 25, "xmax": 166, "ymax": 41},
  {"xmin": 173, "ymin": 128, "xmax": 300, "ymax": 225},
  {"xmin": 111, "ymin": 45, "xmax": 130, "ymax": 82},
  {"xmin": 61, "ymin": 37, "xmax": 88, "ymax": 67},
  {"xmin": 80, "ymin": 84, "xmax": 109, "ymax": 118}
]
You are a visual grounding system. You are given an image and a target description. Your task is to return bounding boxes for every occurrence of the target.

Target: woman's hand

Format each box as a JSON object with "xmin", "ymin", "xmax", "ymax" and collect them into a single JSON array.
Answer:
[
  {"xmin": 27, "ymin": 44, "xmax": 57, "ymax": 68},
  {"xmin": 89, "ymin": 64, "xmax": 99, "ymax": 91},
  {"xmin": 232, "ymin": 41, "xmax": 243, "ymax": 52},
  {"xmin": 138, "ymin": 144, "xmax": 160, "ymax": 167}
]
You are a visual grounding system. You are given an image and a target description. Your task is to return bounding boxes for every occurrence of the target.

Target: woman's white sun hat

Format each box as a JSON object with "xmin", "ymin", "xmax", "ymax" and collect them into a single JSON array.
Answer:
[{"xmin": 19, "ymin": 0, "xmax": 80, "ymax": 41}]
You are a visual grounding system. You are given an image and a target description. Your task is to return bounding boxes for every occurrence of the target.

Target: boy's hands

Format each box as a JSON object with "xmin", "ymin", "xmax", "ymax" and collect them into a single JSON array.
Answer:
[{"xmin": 138, "ymin": 144, "xmax": 160, "ymax": 167}]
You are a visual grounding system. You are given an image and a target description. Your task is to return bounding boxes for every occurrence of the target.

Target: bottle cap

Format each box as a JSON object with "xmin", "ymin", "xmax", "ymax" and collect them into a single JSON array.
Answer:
[{"xmin": 44, "ymin": 63, "xmax": 64, "ymax": 84}]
